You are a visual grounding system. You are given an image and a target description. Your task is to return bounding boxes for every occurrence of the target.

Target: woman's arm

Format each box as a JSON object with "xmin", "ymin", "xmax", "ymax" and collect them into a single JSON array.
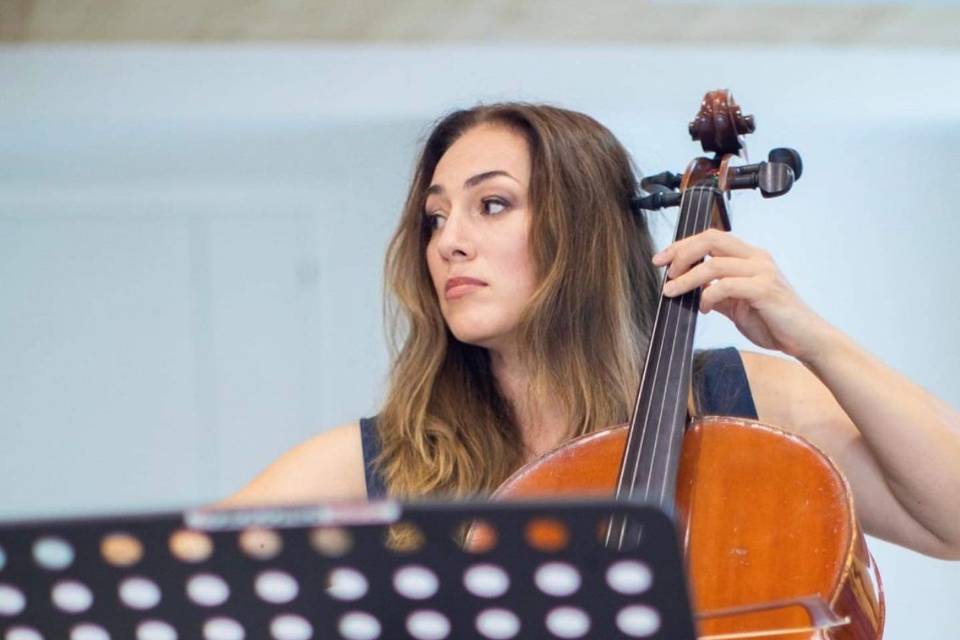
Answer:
[
  {"xmin": 215, "ymin": 421, "xmax": 368, "ymax": 508},
  {"xmin": 656, "ymin": 228, "xmax": 960, "ymax": 560}
]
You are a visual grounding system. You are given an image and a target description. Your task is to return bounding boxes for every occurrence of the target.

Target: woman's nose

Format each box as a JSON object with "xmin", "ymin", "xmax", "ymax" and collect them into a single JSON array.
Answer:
[{"xmin": 435, "ymin": 211, "xmax": 476, "ymax": 261}]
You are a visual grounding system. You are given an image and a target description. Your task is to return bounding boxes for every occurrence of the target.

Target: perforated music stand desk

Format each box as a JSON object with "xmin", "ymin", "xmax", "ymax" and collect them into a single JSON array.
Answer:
[{"xmin": 0, "ymin": 499, "xmax": 696, "ymax": 640}]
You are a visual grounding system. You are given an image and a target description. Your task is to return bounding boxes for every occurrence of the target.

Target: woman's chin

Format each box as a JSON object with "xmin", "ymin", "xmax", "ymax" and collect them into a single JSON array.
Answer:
[{"xmin": 448, "ymin": 325, "xmax": 506, "ymax": 351}]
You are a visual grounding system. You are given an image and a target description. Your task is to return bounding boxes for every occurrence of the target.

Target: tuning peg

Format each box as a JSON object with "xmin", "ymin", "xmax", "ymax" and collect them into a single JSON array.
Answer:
[
  {"xmin": 726, "ymin": 146, "xmax": 802, "ymax": 197},
  {"xmin": 632, "ymin": 190, "xmax": 682, "ymax": 212},
  {"xmin": 641, "ymin": 171, "xmax": 683, "ymax": 191},
  {"xmin": 727, "ymin": 160, "xmax": 796, "ymax": 197},
  {"xmin": 768, "ymin": 148, "xmax": 803, "ymax": 180},
  {"xmin": 756, "ymin": 162, "xmax": 795, "ymax": 198}
]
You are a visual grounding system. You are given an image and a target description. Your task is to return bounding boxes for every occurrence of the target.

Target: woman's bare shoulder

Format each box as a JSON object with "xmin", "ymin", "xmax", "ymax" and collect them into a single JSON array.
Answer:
[
  {"xmin": 215, "ymin": 421, "xmax": 368, "ymax": 508},
  {"xmin": 737, "ymin": 349, "xmax": 852, "ymax": 440}
]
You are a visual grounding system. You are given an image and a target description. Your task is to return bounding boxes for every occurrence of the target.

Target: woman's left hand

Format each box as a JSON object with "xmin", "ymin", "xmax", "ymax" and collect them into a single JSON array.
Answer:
[{"xmin": 653, "ymin": 228, "xmax": 832, "ymax": 362}]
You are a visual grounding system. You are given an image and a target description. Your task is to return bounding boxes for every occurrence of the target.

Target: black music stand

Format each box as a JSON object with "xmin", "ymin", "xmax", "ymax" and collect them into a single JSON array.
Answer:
[{"xmin": 0, "ymin": 499, "xmax": 696, "ymax": 640}]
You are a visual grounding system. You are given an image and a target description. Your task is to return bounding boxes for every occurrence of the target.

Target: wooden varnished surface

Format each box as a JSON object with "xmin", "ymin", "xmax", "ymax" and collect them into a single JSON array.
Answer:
[{"xmin": 490, "ymin": 417, "xmax": 884, "ymax": 639}]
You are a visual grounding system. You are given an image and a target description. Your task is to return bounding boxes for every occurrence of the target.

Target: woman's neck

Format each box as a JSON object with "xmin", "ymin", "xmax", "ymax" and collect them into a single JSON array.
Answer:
[{"xmin": 488, "ymin": 344, "xmax": 569, "ymax": 461}]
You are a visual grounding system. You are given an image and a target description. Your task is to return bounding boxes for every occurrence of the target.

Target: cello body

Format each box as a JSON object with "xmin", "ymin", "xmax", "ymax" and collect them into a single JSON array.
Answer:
[{"xmin": 491, "ymin": 416, "xmax": 885, "ymax": 640}]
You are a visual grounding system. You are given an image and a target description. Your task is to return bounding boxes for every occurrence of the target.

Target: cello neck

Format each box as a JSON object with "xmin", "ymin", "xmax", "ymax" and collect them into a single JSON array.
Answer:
[{"xmin": 614, "ymin": 185, "xmax": 726, "ymax": 514}]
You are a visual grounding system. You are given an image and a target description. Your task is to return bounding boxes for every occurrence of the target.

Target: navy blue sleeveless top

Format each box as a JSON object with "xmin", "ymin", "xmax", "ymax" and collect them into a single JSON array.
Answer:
[{"xmin": 359, "ymin": 347, "xmax": 757, "ymax": 498}]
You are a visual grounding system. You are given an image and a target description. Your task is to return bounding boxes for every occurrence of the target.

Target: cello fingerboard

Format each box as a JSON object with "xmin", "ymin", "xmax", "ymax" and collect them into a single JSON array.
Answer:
[{"xmin": 614, "ymin": 186, "xmax": 724, "ymax": 519}]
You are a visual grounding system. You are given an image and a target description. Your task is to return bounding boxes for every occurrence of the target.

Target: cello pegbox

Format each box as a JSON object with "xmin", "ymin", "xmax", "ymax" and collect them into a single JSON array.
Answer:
[{"xmin": 688, "ymin": 90, "xmax": 756, "ymax": 155}]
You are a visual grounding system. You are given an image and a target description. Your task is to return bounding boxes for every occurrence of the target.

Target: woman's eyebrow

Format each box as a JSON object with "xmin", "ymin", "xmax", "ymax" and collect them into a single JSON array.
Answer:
[{"xmin": 426, "ymin": 170, "xmax": 518, "ymax": 196}]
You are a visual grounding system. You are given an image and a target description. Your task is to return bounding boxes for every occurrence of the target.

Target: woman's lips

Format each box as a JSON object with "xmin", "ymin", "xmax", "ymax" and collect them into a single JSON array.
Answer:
[{"xmin": 445, "ymin": 277, "xmax": 487, "ymax": 300}]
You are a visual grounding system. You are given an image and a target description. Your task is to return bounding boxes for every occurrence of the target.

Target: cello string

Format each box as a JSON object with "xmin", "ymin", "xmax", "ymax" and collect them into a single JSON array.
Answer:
[
  {"xmin": 617, "ymin": 185, "xmax": 704, "ymax": 546},
  {"xmin": 611, "ymin": 181, "xmax": 695, "ymax": 545},
  {"xmin": 656, "ymin": 189, "xmax": 715, "ymax": 506},
  {"xmin": 606, "ymin": 256, "xmax": 668, "ymax": 548},
  {"xmin": 617, "ymin": 185, "xmax": 712, "ymax": 544},
  {"xmin": 616, "ymin": 185, "xmax": 711, "ymax": 547},
  {"xmin": 611, "ymin": 183, "xmax": 695, "ymax": 507},
  {"xmin": 647, "ymin": 187, "xmax": 711, "ymax": 505},
  {"xmin": 636, "ymin": 181, "xmax": 690, "ymax": 502},
  {"xmin": 639, "ymin": 187, "xmax": 709, "ymax": 504}
]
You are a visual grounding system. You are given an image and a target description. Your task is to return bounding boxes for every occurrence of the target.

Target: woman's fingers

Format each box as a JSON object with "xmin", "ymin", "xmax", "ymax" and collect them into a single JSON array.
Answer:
[
  {"xmin": 698, "ymin": 276, "xmax": 771, "ymax": 313},
  {"xmin": 653, "ymin": 228, "xmax": 765, "ymax": 279},
  {"xmin": 661, "ymin": 256, "xmax": 759, "ymax": 297}
]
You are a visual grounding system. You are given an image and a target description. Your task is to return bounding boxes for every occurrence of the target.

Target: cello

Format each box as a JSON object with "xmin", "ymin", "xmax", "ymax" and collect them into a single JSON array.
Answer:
[{"xmin": 473, "ymin": 91, "xmax": 885, "ymax": 640}]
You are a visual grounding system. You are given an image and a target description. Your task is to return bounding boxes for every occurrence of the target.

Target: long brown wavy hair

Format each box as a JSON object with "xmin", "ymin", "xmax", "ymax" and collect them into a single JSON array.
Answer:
[{"xmin": 376, "ymin": 103, "xmax": 663, "ymax": 499}]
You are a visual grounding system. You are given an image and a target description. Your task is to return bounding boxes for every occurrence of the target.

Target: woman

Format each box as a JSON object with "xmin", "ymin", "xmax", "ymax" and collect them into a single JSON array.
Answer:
[{"xmin": 220, "ymin": 103, "xmax": 960, "ymax": 561}]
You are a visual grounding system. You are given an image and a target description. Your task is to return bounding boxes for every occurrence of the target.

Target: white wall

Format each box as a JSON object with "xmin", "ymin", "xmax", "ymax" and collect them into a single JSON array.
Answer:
[{"xmin": 1, "ymin": 44, "xmax": 958, "ymax": 636}]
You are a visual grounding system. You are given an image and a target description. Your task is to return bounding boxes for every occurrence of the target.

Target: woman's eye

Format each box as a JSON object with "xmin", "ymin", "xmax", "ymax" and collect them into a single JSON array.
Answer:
[
  {"xmin": 482, "ymin": 199, "xmax": 508, "ymax": 215},
  {"xmin": 424, "ymin": 213, "xmax": 445, "ymax": 231}
]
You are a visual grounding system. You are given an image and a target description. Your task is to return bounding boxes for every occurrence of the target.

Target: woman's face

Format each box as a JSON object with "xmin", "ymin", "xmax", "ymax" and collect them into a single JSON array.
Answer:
[{"xmin": 424, "ymin": 123, "xmax": 538, "ymax": 353}]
